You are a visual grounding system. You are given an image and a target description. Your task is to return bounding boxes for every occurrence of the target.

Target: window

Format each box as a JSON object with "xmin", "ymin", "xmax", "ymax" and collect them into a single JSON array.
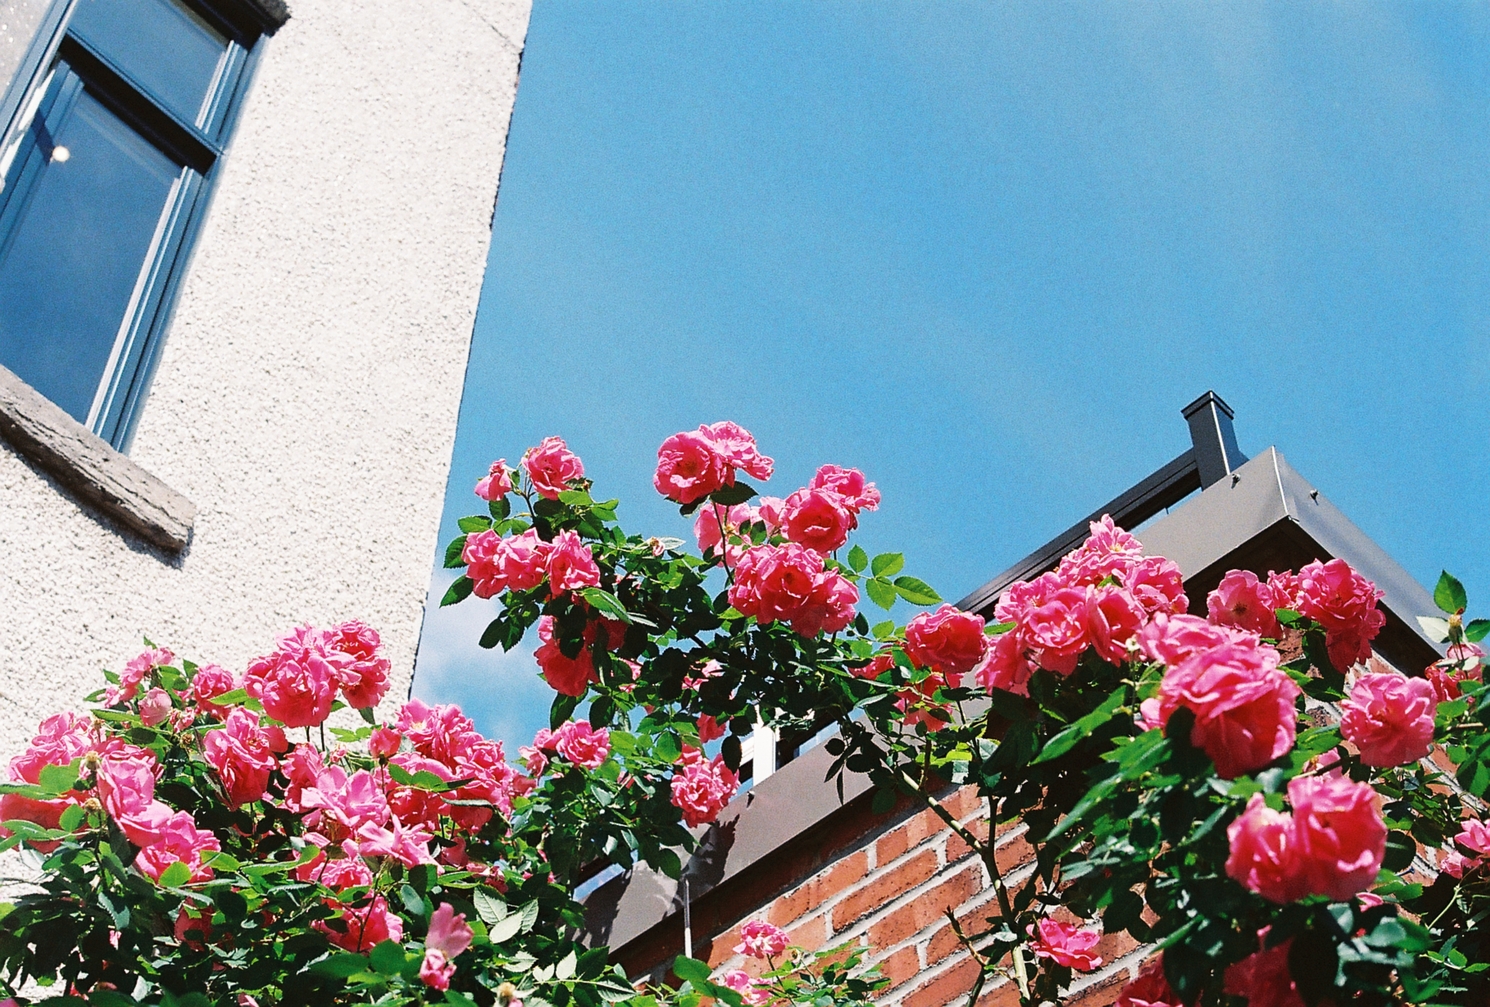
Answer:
[{"xmin": 0, "ymin": 0, "xmax": 278, "ymax": 450}]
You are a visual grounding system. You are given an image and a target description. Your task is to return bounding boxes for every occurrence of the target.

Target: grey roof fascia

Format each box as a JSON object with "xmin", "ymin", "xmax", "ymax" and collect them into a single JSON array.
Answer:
[
  {"xmin": 1137, "ymin": 447, "xmax": 1440, "ymax": 659},
  {"xmin": 583, "ymin": 735, "xmax": 873, "ymax": 952}
]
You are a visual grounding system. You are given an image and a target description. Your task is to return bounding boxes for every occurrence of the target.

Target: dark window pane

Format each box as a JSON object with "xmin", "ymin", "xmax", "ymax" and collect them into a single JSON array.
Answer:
[
  {"xmin": 0, "ymin": 71, "xmax": 181, "ymax": 423},
  {"xmin": 68, "ymin": 0, "xmax": 227, "ymax": 128}
]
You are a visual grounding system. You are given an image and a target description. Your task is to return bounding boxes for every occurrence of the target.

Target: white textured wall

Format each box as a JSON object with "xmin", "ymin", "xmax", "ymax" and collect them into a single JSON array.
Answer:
[{"xmin": 0, "ymin": 0, "xmax": 531, "ymax": 754}]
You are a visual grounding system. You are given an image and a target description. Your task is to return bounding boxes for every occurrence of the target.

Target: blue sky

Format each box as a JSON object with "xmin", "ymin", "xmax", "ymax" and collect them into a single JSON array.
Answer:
[{"xmin": 412, "ymin": 1, "xmax": 1490, "ymax": 746}]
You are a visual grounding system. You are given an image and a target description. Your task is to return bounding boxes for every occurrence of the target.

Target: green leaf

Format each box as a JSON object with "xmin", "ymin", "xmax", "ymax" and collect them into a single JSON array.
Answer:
[
  {"xmin": 657, "ymin": 848, "xmax": 682, "ymax": 879},
  {"xmin": 38, "ymin": 763, "xmax": 78, "ymax": 795},
  {"xmin": 310, "ymin": 953, "xmax": 372, "ymax": 978},
  {"xmin": 158, "ymin": 860, "xmax": 192, "ymax": 888},
  {"xmin": 444, "ymin": 535, "xmax": 469, "ymax": 569},
  {"xmin": 559, "ymin": 489, "xmax": 594, "ymax": 507},
  {"xmin": 400, "ymin": 883, "xmax": 426, "ymax": 917},
  {"xmin": 441, "ymin": 576, "xmax": 474, "ymax": 607},
  {"xmin": 458, "ymin": 515, "xmax": 493, "ymax": 533},
  {"xmin": 479, "ymin": 618, "xmax": 508, "ymax": 650},
  {"xmin": 581, "ymin": 588, "xmax": 632, "ymax": 623},
  {"xmin": 1467, "ymin": 619, "xmax": 1490, "ymax": 643},
  {"xmin": 556, "ymin": 950, "xmax": 578, "ymax": 981},
  {"xmin": 1417, "ymin": 615, "xmax": 1451, "ymax": 643},
  {"xmin": 489, "ymin": 496, "xmax": 512, "ymax": 520},
  {"xmin": 872, "ymin": 620, "xmax": 896, "ymax": 640},
  {"xmin": 370, "ymin": 939, "xmax": 408, "ymax": 975},
  {"xmin": 58, "ymin": 803, "xmax": 85, "ymax": 832},
  {"xmin": 1031, "ymin": 688, "xmax": 1126, "ymax": 765},
  {"xmin": 672, "ymin": 957, "xmax": 713, "ymax": 985},
  {"xmin": 866, "ymin": 578, "xmax": 897, "ymax": 611},
  {"xmin": 892, "ymin": 576, "xmax": 941, "ymax": 606},
  {"xmin": 1435, "ymin": 571, "xmax": 1468, "ymax": 614},
  {"xmin": 473, "ymin": 887, "xmax": 507, "ymax": 925},
  {"xmin": 847, "ymin": 545, "xmax": 868, "ymax": 574},
  {"xmin": 709, "ymin": 482, "xmax": 757, "ymax": 506},
  {"xmin": 870, "ymin": 787, "xmax": 897, "ymax": 814},
  {"xmin": 871, "ymin": 552, "xmax": 905, "ymax": 578}
]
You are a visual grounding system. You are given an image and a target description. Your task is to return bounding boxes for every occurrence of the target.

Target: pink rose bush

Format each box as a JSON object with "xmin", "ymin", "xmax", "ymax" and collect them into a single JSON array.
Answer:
[{"xmin": 3, "ymin": 425, "xmax": 1475, "ymax": 1007}]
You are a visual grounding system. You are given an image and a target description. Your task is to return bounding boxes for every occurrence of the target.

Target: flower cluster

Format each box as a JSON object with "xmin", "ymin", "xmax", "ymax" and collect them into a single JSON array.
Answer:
[
  {"xmin": 653, "ymin": 421, "xmax": 774, "ymax": 504},
  {"xmin": 1225, "ymin": 773, "xmax": 1387, "ymax": 903},
  {"xmin": 243, "ymin": 622, "xmax": 392, "ymax": 723}
]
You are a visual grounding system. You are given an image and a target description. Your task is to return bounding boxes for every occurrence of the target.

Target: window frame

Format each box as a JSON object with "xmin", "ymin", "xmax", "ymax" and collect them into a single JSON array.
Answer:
[{"xmin": 0, "ymin": 0, "xmax": 275, "ymax": 451}]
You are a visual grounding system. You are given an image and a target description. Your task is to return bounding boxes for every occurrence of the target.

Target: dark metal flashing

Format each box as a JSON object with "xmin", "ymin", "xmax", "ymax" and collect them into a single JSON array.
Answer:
[
  {"xmin": 0, "ymin": 364, "xmax": 195, "ymax": 553},
  {"xmin": 592, "ymin": 443, "xmax": 1444, "ymax": 964},
  {"xmin": 196, "ymin": 0, "xmax": 291, "ymax": 41},
  {"xmin": 956, "ymin": 448, "xmax": 1202, "ymax": 617}
]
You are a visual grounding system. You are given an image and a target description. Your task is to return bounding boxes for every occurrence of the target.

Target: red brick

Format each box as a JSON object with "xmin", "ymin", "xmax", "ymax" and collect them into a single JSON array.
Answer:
[
  {"xmin": 877, "ymin": 945, "xmax": 922, "ymax": 987},
  {"xmin": 830, "ymin": 848, "xmax": 939, "ymax": 932},
  {"xmin": 975, "ymin": 980, "xmax": 1022, "ymax": 1007},
  {"xmin": 866, "ymin": 863, "xmax": 983, "ymax": 949},
  {"xmin": 941, "ymin": 785, "xmax": 984, "ymax": 821},
  {"xmin": 705, "ymin": 924, "xmax": 742, "ymax": 968},
  {"xmin": 1094, "ymin": 929, "xmax": 1141, "ymax": 964},
  {"xmin": 926, "ymin": 892, "xmax": 1002, "ymax": 966},
  {"xmin": 946, "ymin": 816, "xmax": 991, "ymax": 864},
  {"xmin": 994, "ymin": 832, "xmax": 1035, "ymax": 876},
  {"xmin": 767, "ymin": 850, "xmax": 869, "ymax": 928},
  {"xmin": 904, "ymin": 954, "xmax": 983, "ymax": 1007},
  {"xmin": 787, "ymin": 915, "xmax": 828, "ymax": 954},
  {"xmin": 875, "ymin": 808, "xmax": 944, "ymax": 865},
  {"xmin": 1067, "ymin": 971, "xmax": 1128, "ymax": 1007}
]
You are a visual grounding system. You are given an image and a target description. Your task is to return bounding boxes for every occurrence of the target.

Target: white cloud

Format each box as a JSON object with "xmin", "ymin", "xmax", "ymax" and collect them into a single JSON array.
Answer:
[{"xmin": 412, "ymin": 571, "xmax": 554, "ymax": 745}]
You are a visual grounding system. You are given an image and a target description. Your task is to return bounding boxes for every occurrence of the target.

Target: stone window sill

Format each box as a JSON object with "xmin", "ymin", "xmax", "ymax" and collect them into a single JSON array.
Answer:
[{"xmin": 0, "ymin": 364, "xmax": 195, "ymax": 553}]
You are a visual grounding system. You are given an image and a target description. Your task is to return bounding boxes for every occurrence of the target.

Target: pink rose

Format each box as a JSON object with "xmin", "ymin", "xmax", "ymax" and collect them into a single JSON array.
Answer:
[
  {"xmin": 780, "ymin": 487, "xmax": 853, "ymax": 554},
  {"xmin": 356, "ymin": 818, "xmax": 437, "ymax": 867},
  {"xmin": 1024, "ymin": 587, "xmax": 1091, "ymax": 675},
  {"xmin": 203, "ymin": 707, "xmax": 282, "ymax": 809},
  {"xmin": 756, "ymin": 496, "xmax": 785, "ymax": 531},
  {"xmin": 722, "ymin": 970, "xmax": 770, "ymax": 1007},
  {"xmin": 670, "ymin": 747, "xmax": 739, "ymax": 828},
  {"xmin": 994, "ymin": 571, "xmax": 1063, "ymax": 627},
  {"xmin": 522, "ymin": 436, "xmax": 584, "ymax": 500},
  {"xmin": 808, "ymin": 464, "xmax": 880, "ymax": 514},
  {"xmin": 135, "ymin": 810, "xmax": 220, "ymax": 883},
  {"xmin": 1057, "ymin": 515, "xmax": 1144, "ymax": 587},
  {"xmin": 1340, "ymin": 671, "xmax": 1437, "ymax": 767},
  {"xmin": 139, "ymin": 688, "xmax": 173, "ymax": 728},
  {"xmin": 696, "ymin": 715, "xmax": 726, "ymax": 744},
  {"xmin": 109, "ymin": 647, "xmax": 174, "ymax": 705},
  {"xmin": 369, "ymin": 727, "xmax": 402, "ymax": 759},
  {"xmin": 1455, "ymin": 818, "xmax": 1490, "ymax": 857},
  {"xmin": 1287, "ymin": 773, "xmax": 1386, "ymax": 901},
  {"xmin": 244, "ymin": 629, "xmax": 342, "ymax": 728},
  {"xmin": 973, "ymin": 630, "xmax": 1034, "ymax": 697},
  {"xmin": 1297, "ymin": 559, "xmax": 1386, "ymax": 672},
  {"xmin": 1226, "ymin": 794, "xmax": 1309, "ymax": 904},
  {"xmin": 426, "ymin": 902, "xmax": 473, "ymax": 961},
  {"xmin": 1428, "ymin": 643, "xmax": 1484, "ymax": 704},
  {"xmin": 896, "ymin": 674, "xmax": 956, "ymax": 731},
  {"xmin": 905, "ymin": 605, "xmax": 989, "ymax": 676},
  {"xmin": 694, "ymin": 503, "xmax": 760, "ymax": 562},
  {"xmin": 1086, "ymin": 586, "xmax": 1145, "ymax": 664},
  {"xmin": 729, "ymin": 543, "xmax": 824, "ymax": 626},
  {"xmin": 1266, "ymin": 569, "xmax": 1305, "ymax": 612},
  {"xmin": 296, "ymin": 845, "xmax": 374, "ymax": 889},
  {"xmin": 699, "ymin": 421, "xmax": 773, "ymax": 480},
  {"xmin": 327, "ymin": 621, "xmax": 392, "ymax": 710},
  {"xmin": 316, "ymin": 894, "xmax": 403, "ymax": 953},
  {"xmin": 1207, "ymin": 569, "xmax": 1281, "ymax": 638},
  {"xmin": 475, "ymin": 459, "xmax": 514, "ymax": 501},
  {"xmin": 1223, "ymin": 939, "xmax": 1305, "ymax": 1007},
  {"xmin": 1155, "ymin": 637, "xmax": 1300, "ymax": 778},
  {"xmin": 790, "ymin": 569, "xmax": 859, "ymax": 637},
  {"xmin": 546, "ymin": 530, "xmax": 601, "ymax": 596},
  {"xmin": 96, "ymin": 750, "xmax": 169, "ymax": 846},
  {"xmin": 734, "ymin": 919, "xmax": 788, "ymax": 959},
  {"xmin": 654, "ymin": 429, "xmax": 730, "ymax": 504},
  {"xmin": 1122, "ymin": 555, "xmax": 1189, "ymax": 617},
  {"xmin": 189, "ymin": 664, "xmax": 239, "ymax": 718},
  {"xmin": 465, "ymin": 529, "xmax": 553, "ymax": 599},
  {"xmin": 1026, "ymin": 918, "xmax": 1102, "ymax": 972},
  {"xmin": 420, "ymin": 949, "xmax": 456, "ymax": 991},
  {"xmin": 1115, "ymin": 960, "xmax": 1179, "ymax": 1007},
  {"xmin": 1139, "ymin": 613, "xmax": 1237, "ymax": 667},
  {"xmin": 553, "ymin": 720, "xmax": 610, "ymax": 769},
  {"xmin": 534, "ymin": 616, "xmax": 599, "ymax": 697},
  {"xmin": 10, "ymin": 713, "xmax": 92, "ymax": 787}
]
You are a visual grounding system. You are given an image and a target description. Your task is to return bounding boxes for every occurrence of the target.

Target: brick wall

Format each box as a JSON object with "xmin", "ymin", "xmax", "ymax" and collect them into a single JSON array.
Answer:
[{"xmin": 615, "ymin": 783, "xmax": 1154, "ymax": 1007}]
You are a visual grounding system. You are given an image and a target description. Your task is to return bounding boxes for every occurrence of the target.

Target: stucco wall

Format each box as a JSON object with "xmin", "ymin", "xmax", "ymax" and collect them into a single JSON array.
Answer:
[{"xmin": 0, "ymin": 0, "xmax": 531, "ymax": 753}]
